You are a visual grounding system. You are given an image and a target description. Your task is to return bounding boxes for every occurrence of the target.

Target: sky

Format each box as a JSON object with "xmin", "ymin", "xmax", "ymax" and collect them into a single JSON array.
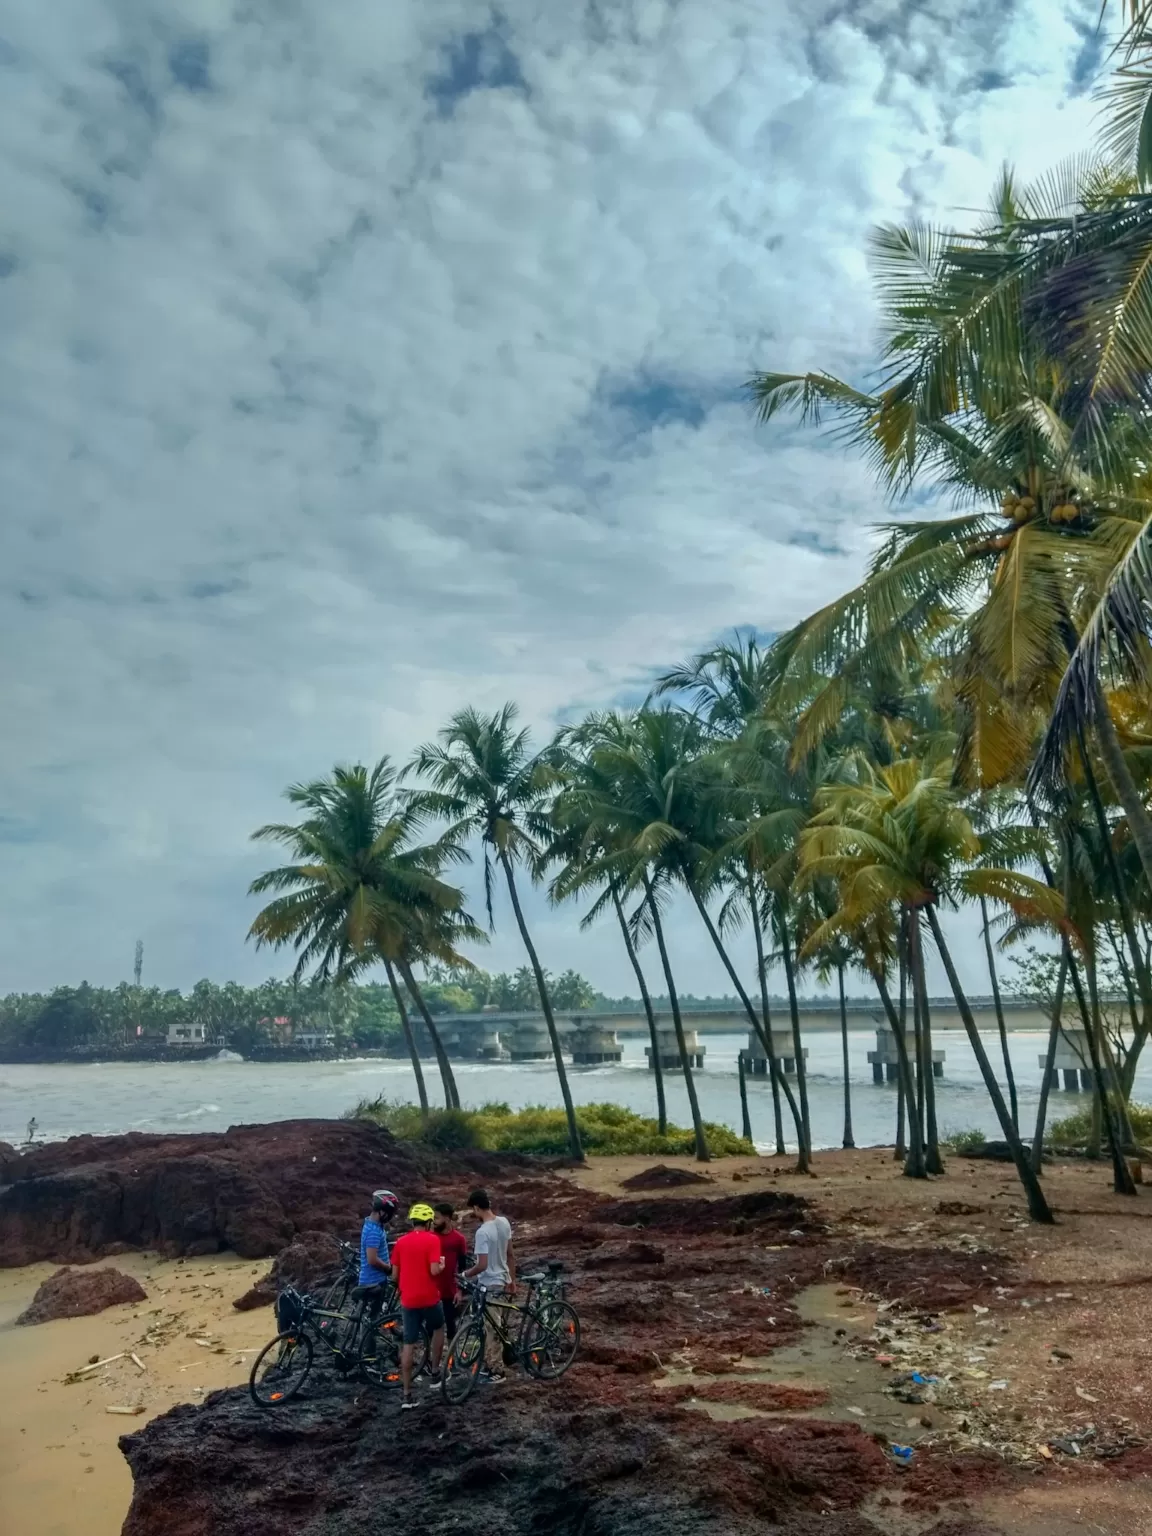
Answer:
[{"xmin": 0, "ymin": 0, "xmax": 1111, "ymax": 1001}]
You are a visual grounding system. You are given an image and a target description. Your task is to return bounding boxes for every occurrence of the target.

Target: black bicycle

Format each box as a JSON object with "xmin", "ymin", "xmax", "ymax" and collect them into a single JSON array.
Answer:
[
  {"xmin": 441, "ymin": 1278, "xmax": 580, "ymax": 1405},
  {"xmin": 250, "ymin": 1284, "xmax": 424, "ymax": 1406}
]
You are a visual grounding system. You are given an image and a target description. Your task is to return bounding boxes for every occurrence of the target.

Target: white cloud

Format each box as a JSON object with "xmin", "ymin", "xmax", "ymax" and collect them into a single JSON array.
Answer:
[{"xmin": 0, "ymin": 0, "xmax": 1100, "ymax": 996}]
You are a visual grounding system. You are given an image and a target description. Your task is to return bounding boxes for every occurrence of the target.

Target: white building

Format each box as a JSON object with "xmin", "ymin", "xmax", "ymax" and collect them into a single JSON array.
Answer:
[{"xmin": 167, "ymin": 1021, "xmax": 206, "ymax": 1045}]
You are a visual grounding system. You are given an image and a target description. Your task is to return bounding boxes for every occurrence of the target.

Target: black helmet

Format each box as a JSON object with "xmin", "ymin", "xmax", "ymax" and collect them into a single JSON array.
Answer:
[{"xmin": 371, "ymin": 1189, "xmax": 400, "ymax": 1221}]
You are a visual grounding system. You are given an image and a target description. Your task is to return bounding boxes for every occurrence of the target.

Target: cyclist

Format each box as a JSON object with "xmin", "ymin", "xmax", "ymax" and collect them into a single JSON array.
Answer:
[
  {"xmin": 432, "ymin": 1202, "xmax": 467, "ymax": 1343},
  {"xmin": 390, "ymin": 1201, "xmax": 446, "ymax": 1410},
  {"xmin": 463, "ymin": 1188, "xmax": 514, "ymax": 1384},
  {"xmin": 358, "ymin": 1189, "xmax": 400, "ymax": 1316}
]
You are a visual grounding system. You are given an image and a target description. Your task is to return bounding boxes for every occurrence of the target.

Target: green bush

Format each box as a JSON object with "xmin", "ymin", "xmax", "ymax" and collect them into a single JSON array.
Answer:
[
  {"xmin": 945, "ymin": 1127, "xmax": 987, "ymax": 1153},
  {"xmin": 1048, "ymin": 1100, "xmax": 1152, "ymax": 1148},
  {"xmin": 347, "ymin": 1097, "xmax": 752, "ymax": 1158}
]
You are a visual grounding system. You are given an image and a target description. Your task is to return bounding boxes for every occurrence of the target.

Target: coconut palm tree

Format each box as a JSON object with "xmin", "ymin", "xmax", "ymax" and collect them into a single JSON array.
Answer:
[
  {"xmin": 544, "ymin": 721, "xmax": 669, "ymax": 1134},
  {"xmin": 247, "ymin": 759, "xmax": 478, "ymax": 1110},
  {"xmin": 408, "ymin": 706, "xmax": 584, "ymax": 1162},
  {"xmin": 800, "ymin": 756, "xmax": 1062, "ymax": 1221},
  {"xmin": 748, "ymin": 168, "xmax": 1152, "ymax": 885}
]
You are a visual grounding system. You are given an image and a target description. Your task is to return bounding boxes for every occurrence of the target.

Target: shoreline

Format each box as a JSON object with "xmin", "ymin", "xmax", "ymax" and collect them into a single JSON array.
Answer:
[{"xmin": 0, "ymin": 1250, "xmax": 274, "ymax": 1536}]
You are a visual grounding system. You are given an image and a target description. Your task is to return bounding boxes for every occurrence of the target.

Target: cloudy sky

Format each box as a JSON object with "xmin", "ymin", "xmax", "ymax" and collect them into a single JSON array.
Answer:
[{"xmin": 1, "ymin": 0, "xmax": 1109, "ymax": 999}]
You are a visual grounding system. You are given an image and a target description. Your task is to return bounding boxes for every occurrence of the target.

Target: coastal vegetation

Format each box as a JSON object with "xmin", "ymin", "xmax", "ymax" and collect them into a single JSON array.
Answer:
[{"xmin": 348, "ymin": 1097, "xmax": 752, "ymax": 1157}]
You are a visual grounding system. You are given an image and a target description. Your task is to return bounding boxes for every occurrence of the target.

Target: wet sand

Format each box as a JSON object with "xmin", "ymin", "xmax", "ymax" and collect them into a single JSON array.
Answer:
[{"xmin": 0, "ymin": 1251, "xmax": 275, "ymax": 1536}]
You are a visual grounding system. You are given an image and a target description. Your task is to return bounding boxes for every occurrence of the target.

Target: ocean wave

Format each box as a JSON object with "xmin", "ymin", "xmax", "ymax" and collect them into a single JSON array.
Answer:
[{"xmin": 172, "ymin": 1103, "xmax": 221, "ymax": 1120}]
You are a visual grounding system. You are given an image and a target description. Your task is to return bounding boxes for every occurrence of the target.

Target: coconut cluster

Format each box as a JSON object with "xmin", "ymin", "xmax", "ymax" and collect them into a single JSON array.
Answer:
[{"xmin": 1000, "ymin": 490, "xmax": 1080, "ymax": 525}]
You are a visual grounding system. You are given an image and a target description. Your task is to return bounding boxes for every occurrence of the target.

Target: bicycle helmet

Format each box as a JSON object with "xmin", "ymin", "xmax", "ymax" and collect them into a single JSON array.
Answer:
[
  {"xmin": 371, "ymin": 1189, "xmax": 400, "ymax": 1221},
  {"xmin": 408, "ymin": 1201, "xmax": 435, "ymax": 1224}
]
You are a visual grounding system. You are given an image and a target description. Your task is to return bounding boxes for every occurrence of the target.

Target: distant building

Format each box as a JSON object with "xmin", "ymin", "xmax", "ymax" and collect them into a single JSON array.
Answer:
[
  {"xmin": 168, "ymin": 1021, "xmax": 206, "ymax": 1045},
  {"xmin": 294, "ymin": 1026, "xmax": 336, "ymax": 1051}
]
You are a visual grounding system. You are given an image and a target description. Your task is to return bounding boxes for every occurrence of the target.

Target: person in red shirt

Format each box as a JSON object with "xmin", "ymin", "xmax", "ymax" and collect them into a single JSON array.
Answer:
[
  {"xmin": 433, "ymin": 1202, "xmax": 468, "ymax": 1342},
  {"xmin": 389, "ymin": 1202, "xmax": 445, "ymax": 1410}
]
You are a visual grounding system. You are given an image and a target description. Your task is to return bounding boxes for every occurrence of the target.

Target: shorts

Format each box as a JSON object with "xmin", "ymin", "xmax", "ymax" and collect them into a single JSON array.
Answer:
[{"xmin": 402, "ymin": 1301, "xmax": 445, "ymax": 1345}]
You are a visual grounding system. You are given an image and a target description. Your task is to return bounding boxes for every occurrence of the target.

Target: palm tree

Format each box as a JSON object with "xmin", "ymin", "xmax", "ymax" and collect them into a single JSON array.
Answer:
[
  {"xmin": 562, "ymin": 709, "xmax": 716, "ymax": 1161},
  {"xmin": 544, "ymin": 722, "xmax": 669, "ymax": 1134},
  {"xmin": 801, "ymin": 756, "xmax": 1061, "ymax": 1221},
  {"xmin": 748, "ymin": 168, "xmax": 1152, "ymax": 884},
  {"xmin": 247, "ymin": 759, "xmax": 478, "ymax": 1110},
  {"xmin": 409, "ymin": 706, "xmax": 584, "ymax": 1161}
]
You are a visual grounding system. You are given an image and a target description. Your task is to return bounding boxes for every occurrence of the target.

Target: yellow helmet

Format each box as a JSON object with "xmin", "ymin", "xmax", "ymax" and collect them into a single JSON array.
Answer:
[{"xmin": 408, "ymin": 1201, "xmax": 435, "ymax": 1224}]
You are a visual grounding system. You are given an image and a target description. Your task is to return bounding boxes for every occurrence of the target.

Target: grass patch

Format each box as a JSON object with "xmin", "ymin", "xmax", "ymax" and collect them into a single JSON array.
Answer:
[
  {"xmin": 943, "ymin": 1127, "xmax": 987, "ymax": 1153},
  {"xmin": 1047, "ymin": 1099, "xmax": 1152, "ymax": 1148},
  {"xmin": 347, "ymin": 1097, "xmax": 753, "ymax": 1157}
]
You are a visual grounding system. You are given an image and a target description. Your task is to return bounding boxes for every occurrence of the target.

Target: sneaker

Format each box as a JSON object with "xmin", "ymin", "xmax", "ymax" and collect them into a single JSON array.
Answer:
[
  {"xmin": 400, "ymin": 1397, "xmax": 417, "ymax": 1411},
  {"xmin": 480, "ymin": 1370, "xmax": 506, "ymax": 1385}
]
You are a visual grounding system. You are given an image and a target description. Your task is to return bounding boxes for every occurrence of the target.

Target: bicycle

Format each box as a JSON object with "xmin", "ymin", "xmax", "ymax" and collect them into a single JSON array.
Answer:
[
  {"xmin": 310, "ymin": 1240, "xmax": 362, "ymax": 1314},
  {"xmin": 249, "ymin": 1284, "xmax": 424, "ymax": 1406},
  {"xmin": 441, "ymin": 1278, "xmax": 580, "ymax": 1405}
]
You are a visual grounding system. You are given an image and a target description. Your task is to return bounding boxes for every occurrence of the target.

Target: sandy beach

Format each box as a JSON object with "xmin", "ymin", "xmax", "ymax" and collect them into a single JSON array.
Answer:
[{"xmin": 0, "ymin": 1251, "xmax": 275, "ymax": 1536}]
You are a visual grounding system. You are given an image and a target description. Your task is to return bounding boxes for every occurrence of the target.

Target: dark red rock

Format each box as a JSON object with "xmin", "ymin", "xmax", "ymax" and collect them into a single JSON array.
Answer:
[
  {"xmin": 0, "ymin": 1118, "xmax": 522, "ymax": 1267},
  {"xmin": 17, "ymin": 1264, "xmax": 147, "ymax": 1324},
  {"xmin": 583, "ymin": 1241, "xmax": 665, "ymax": 1270},
  {"xmin": 620, "ymin": 1164, "xmax": 712, "ymax": 1190},
  {"xmin": 233, "ymin": 1231, "xmax": 346, "ymax": 1311}
]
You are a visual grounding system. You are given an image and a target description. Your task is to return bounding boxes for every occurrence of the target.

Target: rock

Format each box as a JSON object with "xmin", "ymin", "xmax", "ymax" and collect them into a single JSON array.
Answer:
[
  {"xmin": 620, "ymin": 1164, "xmax": 712, "ymax": 1191},
  {"xmin": 0, "ymin": 1118, "xmax": 510, "ymax": 1267},
  {"xmin": 119, "ymin": 1369, "xmax": 892, "ymax": 1535},
  {"xmin": 583, "ymin": 1241, "xmax": 666, "ymax": 1271},
  {"xmin": 233, "ymin": 1231, "xmax": 347, "ymax": 1310},
  {"xmin": 0, "ymin": 1141, "xmax": 19, "ymax": 1185},
  {"xmin": 18, "ymin": 1265, "xmax": 147, "ymax": 1325}
]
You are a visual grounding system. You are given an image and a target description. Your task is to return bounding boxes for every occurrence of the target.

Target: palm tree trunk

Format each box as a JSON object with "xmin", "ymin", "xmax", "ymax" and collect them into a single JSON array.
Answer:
[
  {"xmin": 384, "ymin": 958, "xmax": 428, "ymax": 1115},
  {"xmin": 894, "ymin": 948, "xmax": 908, "ymax": 1162},
  {"xmin": 980, "ymin": 895, "xmax": 1018, "ymax": 1131},
  {"xmin": 909, "ymin": 910, "xmax": 944, "ymax": 1174},
  {"xmin": 498, "ymin": 851, "xmax": 583, "ymax": 1162},
  {"xmin": 738, "ymin": 1052, "xmax": 753, "ymax": 1143},
  {"xmin": 749, "ymin": 873, "xmax": 786, "ymax": 1156},
  {"xmin": 925, "ymin": 906, "xmax": 1053, "ymax": 1223},
  {"xmin": 396, "ymin": 959, "xmax": 459, "ymax": 1110},
  {"xmin": 686, "ymin": 882, "xmax": 805, "ymax": 1161},
  {"xmin": 1082, "ymin": 948, "xmax": 1137, "ymax": 1195},
  {"xmin": 611, "ymin": 882, "xmax": 666, "ymax": 1134},
  {"xmin": 1032, "ymin": 951, "xmax": 1068, "ymax": 1173},
  {"xmin": 874, "ymin": 971, "xmax": 925, "ymax": 1177},
  {"xmin": 1078, "ymin": 720, "xmax": 1152, "ymax": 1092},
  {"xmin": 1093, "ymin": 681, "xmax": 1152, "ymax": 890},
  {"xmin": 776, "ymin": 902, "xmax": 813, "ymax": 1165},
  {"xmin": 837, "ymin": 960, "xmax": 854, "ymax": 1150},
  {"xmin": 644, "ymin": 872, "xmax": 709, "ymax": 1162}
]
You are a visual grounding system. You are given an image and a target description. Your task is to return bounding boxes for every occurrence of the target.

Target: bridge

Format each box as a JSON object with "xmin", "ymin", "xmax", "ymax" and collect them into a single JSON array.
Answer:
[{"xmin": 427, "ymin": 999, "xmax": 1057, "ymax": 1079}]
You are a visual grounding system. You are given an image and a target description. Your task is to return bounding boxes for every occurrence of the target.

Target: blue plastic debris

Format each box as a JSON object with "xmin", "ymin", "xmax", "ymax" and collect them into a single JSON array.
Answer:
[
  {"xmin": 891, "ymin": 1445, "xmax": 915, "ymax": 1463},
  {"xmin": 909, "ymin": 1371, "xmax": 938, "ymax": 1385}
]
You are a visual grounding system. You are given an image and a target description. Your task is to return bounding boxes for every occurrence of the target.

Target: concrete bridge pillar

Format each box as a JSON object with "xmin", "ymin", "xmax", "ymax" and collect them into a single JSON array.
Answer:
[
  {"xmin": 646, "ymin": 1025, "xmax": 705, "ymax": 1071},
  {"xmin": 1040, "ymin": 1029, "xmax": 1092, "ymax": 1091},
  {"xmin": 473, "ymin": 1026, "xmax": 507, "ymax": 1061},
  {"xmin": 434, "ymin": 1020, "xmax": 464, "ymax": 1058},
  {"xmin": 740, "ymin": 1030, "xmax": 807, "ymax": 1076},
  {"xmin": 506, "ymin": 1022, "xmax": 552, "ymax": 1062},
  {"xmin": 868, "ymin": 1026, "xmax": 945, "ymax": 1084},
  {"xmin": 570, "ymin": 1025, "xmax": 622, "ymax": 1065}
]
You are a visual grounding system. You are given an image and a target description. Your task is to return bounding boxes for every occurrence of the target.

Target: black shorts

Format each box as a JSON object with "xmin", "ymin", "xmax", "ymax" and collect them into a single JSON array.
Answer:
[{"xmin": 402, "ymin": 1301, "xmax": 444, "ymax": 1345}]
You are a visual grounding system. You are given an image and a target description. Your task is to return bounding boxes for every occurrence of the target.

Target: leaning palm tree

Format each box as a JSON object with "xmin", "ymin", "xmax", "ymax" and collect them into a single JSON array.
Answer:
[
  {"xmin": 544, "ymin": 722, "xmax": 669, "ymax": 1134},
  {"xmin": 248, "ymin": 759, "xmax": 479, "ymax": 1109},
  {"xmin": 800, "ymin": 756, "xmax": 1062, "ymax": 1221},
  {"xmin": 408, "ymin": 706, "xmax": 584, "ymax": 1162}
]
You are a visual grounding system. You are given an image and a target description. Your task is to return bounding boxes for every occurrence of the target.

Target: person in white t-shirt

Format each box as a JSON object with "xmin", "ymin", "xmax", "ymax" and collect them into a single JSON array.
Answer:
[{"xmin": 463, "ymin": 1188, "xmax": 514, "ymax": 1383}]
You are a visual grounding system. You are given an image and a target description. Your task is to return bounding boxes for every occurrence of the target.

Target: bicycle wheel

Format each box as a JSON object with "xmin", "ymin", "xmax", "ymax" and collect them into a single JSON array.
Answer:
[
  {"xmin": 249, "ymin": 1331, "xmax": 314, "ymax": 1406},
  {"xmin": 522, "ymin": 1302, "xmax": 580, "ymax": 1380},
  {"xmin": 441, "ymin": 1320, "xmax": 485, "ymax": 1405}
]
